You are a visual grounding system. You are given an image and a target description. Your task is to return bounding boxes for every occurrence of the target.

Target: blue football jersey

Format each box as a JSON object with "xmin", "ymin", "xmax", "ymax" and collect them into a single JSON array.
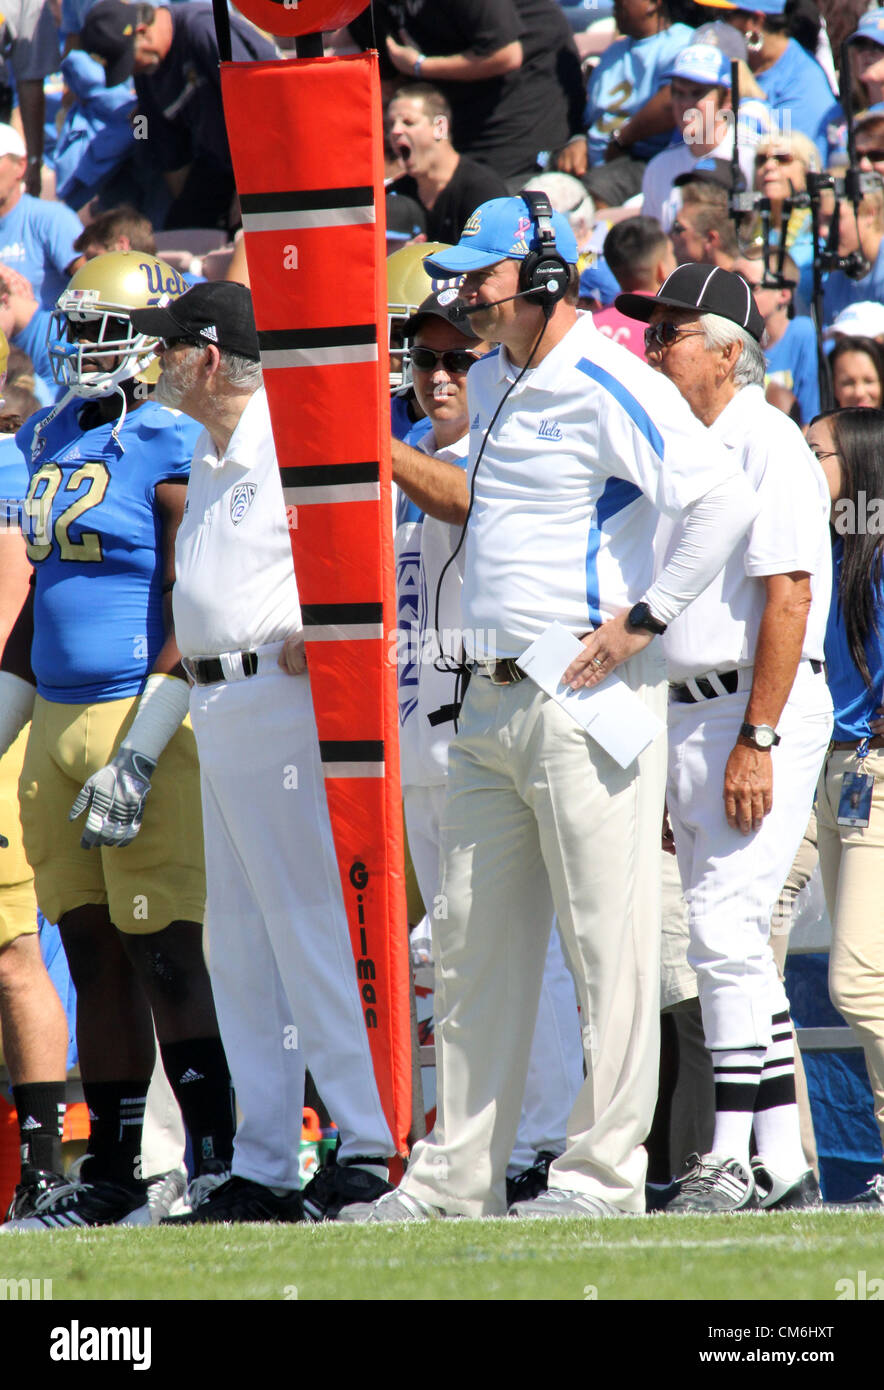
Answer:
[{"xmin": 17, "ymin": 396, "xmax": 202, "ymax": 703}]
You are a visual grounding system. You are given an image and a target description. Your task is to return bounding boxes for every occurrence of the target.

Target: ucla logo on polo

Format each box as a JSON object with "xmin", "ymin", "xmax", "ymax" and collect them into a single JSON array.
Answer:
[
  {"xmin": 537, "ymin": 419, "xmax": 563, "ymax": 441},
  {"xmin": 230, "ymin": 482, "xmax": 257, "ymax": 525}
]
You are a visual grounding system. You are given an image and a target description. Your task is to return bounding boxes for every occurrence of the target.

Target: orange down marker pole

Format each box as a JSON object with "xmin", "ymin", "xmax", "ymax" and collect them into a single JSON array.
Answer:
[{"xmin": 220, "ymin": 51, "xmax": 411, "ymax": 1156}]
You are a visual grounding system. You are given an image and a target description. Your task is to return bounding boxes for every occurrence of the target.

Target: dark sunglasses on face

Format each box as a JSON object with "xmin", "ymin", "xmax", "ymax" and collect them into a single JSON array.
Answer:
[
  {"xmin": 643, "ymin": 321, "xmax": 706, "ymax": 350},
  {"xmin": 858, "ymin": 147, "xmax": 884, "ymax": 164},
  {"xmin": 755, "ymin": 151, "xmax": 795, "ymax": 166},
  {"xmin": 408, "ymin": 346, "xmax": 481, "ymax": 373}
]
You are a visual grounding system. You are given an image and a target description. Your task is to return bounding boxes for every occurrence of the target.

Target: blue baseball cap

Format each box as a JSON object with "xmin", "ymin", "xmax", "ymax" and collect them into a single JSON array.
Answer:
[
  {"xmin": 851, "ymin": 9, "xmax": 884, "ymax": 46},
  {"xmin": 579, "ymin": 258, "xmax": 621, "ymax": 307},
  {"xmin": 422, "ymin": 196, "xmax": 579, "ymax": 276},
  {"xmin": 664, "ymin": 43, "xmax": 732, "ymax": 88},
  {"xmin": 700, "ymin": 0, "xmax": 786, "ymax": 14}
]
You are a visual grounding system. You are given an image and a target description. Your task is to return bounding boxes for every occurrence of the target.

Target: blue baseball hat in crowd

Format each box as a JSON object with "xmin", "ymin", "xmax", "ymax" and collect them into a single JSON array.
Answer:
[
  {"xmin": 579, "ymin": 258, "xmax": 621, "ymax": 307},
  {"xmin": 422, "ymin": 197, "xmax": 579, "ymax": 276},
  {"xmin": 664, "ymin": 43, "xmax": 732, "ymax": 88},
  {"xmin": 700, "ymin": 0, "xmax": 786, "ymax": 14},
  {"xmin": 851, "ymin": 9, "xmax": 884, "ymax": 47}
]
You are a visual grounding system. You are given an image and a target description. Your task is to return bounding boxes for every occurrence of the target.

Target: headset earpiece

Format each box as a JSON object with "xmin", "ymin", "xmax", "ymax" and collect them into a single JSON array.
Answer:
[{"xmin": 518, "ymin": 190, "xmax": 571, "ymax": 310}]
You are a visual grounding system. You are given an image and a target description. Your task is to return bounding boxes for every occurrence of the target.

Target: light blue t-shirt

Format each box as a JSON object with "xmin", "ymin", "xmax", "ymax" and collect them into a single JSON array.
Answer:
[
  {"xmin": 825, "ymin": 537, "xmax": 884, "ymax": 742},
  {"xmin": 13, "ymin": 305, "xmax": 58, "ymax": 401},
  {"xmin": 584, "ymin": 22, "xmax": 693, "ymax": 165},
  {"xmin": 823, "ymin": 238, "xmax": 884, "ymax": 328},
  {"xmin": 764, "ymin": 314, "xmax": 820, "ymax": 427},
  {"xmin": 0, "ymin": 194, "xmax": 82, "ymax": 310},
  {"xmin": 756, "ymin": 39, "xmax": 842, "ymax": 164}
]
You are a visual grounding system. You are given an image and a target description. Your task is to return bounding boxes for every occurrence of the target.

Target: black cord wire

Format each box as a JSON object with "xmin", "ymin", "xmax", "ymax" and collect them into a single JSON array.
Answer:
[{"xmin": 427, "ymin": 312, "xmax": 552, "ymax": 727}]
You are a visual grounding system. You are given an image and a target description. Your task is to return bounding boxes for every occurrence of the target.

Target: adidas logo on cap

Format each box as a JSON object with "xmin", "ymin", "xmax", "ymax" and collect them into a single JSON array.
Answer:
[{"xmin": 201, "ymin": 324, "xmax": 219, "ymax": 343}]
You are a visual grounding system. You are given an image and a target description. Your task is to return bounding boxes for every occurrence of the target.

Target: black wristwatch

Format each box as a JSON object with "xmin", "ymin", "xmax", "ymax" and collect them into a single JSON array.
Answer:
[
  {"xmin": 626, "ymin": 602, "xmax": 667, "ymax": 635},
  {"xmin": 739, "ymin": 721, "xmax": 780, "ymax": 750}
]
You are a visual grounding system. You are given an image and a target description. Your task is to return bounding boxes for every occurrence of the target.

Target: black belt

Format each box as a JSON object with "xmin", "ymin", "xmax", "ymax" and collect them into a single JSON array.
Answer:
[
  {"xmin": 470, "ymin": 658, "xmax": 527, "ymax": 686},
  {"xmin": 669, "ymin": 660, "xmax": 822, "ymax": 705},
  {"xmin": 187, "ymin": 651, "xmax": 259, "ymax": 686}
]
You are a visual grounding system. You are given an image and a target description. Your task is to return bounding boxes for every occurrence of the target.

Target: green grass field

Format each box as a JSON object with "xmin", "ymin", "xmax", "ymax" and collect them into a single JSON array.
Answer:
[{"xmin": 1, "ymin": 1210, "xmax": 880, "ymax": 1301}]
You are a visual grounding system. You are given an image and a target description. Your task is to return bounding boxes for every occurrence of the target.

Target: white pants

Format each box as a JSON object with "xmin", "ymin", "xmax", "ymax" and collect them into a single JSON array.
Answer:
[
  {"xmin": 400, "ymin": 646, "xmax": 668, "ymax": 1217},
  {"xmin": 667, "ymin": 661, "xmax": 833, "ymax": 1051},
  {"xmin": 403, "ymin": 782, "xmax": 583, "ymax": 1174},
  {"xmin": 190, "ymin": 663, "xmax": 393, "ymax": 1189}
]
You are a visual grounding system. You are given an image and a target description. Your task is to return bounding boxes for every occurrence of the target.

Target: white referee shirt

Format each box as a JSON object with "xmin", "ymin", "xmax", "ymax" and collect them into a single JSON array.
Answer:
[
  {"xmin": 173, "ymin": 386, "xmax": 301, "ymax": 658},
  {"xmin": 661, "ymin": 384, "xmax": 831, "ymax": 683},
  {"xmin": 460, "ymin": 312, "xmax": 741, "ymax": 660}
]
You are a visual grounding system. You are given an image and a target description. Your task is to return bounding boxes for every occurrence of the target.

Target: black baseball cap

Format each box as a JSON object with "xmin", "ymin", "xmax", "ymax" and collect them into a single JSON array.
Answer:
[
  {"xmin": 616, "ymin": 263, "xmax": 764, "ymax": 342},
  {"xmin": 81, "ymin": 0, "xmax": 137, "ymax": 88},
  {"xmin": 402, "ymin": 291, "xmax": 479, "ymax": 341},
  {"xmin": 130, "ymin": 282, "xmax": 261, "ymax": 361}
]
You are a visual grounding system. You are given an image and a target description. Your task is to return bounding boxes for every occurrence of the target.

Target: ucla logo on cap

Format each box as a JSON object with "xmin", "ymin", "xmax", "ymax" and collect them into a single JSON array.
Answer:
[{"xmin": 462, "ymin": 210, "xmax": 482, "ymax": 238}]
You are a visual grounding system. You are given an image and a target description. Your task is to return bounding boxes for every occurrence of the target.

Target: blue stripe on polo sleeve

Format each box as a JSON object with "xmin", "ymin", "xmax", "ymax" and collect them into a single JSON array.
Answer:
[{"xmin": 577, "ymin": 357, "xmax": 666, "ymax": 461}]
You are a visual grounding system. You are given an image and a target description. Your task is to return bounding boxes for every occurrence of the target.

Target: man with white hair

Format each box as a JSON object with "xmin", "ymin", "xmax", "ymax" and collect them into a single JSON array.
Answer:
[
  {"xmin": 618, "ymin": 264, "xmax": 833, "ymax": 1212},
  {"xmin": 126, "ymin": 282, "xmax": 396, "ymax": 1223}
]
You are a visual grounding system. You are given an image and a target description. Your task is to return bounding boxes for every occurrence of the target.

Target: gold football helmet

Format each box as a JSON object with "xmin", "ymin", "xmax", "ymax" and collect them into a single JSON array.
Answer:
[
  {"xmin": 386, "ymin": 241, "xmax": 461, "ymax": 390},
  {"xmin": 49, "ymin": 251, "xmax": 190, "ymax": 398}
]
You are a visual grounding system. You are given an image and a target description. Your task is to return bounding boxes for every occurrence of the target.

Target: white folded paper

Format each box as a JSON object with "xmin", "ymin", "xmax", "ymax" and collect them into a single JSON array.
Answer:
[{"xmin": 517, "ymin": 621, "xmax": 665, "ymax": 769}]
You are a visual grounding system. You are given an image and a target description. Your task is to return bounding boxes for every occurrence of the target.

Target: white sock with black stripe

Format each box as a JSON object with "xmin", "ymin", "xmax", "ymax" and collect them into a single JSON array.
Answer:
[
  {"xmin": 709, "ymin": 1047, "xmax": 764, "ymax": 1168},
  {"xmin": 752, "ymin": 1009, "xmax": 806, "ymax": 1179}
]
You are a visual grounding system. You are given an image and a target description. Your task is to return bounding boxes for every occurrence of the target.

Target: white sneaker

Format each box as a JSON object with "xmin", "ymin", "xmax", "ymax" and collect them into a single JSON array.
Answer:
[
  {"xmin": 335, "ymin": 1189, "xmax": 445, "ymax": 1223},
  {"xmin": 508, "ymin": 1186, "xmax": 625, "ymax": 1219},
  {"xmin": 146, "ymin": 1169, "xmax": 188, "ymax": 1223},
  {"xmin": 169, "ymin": 1163, "xmax": 232, "ymax": 1218}
]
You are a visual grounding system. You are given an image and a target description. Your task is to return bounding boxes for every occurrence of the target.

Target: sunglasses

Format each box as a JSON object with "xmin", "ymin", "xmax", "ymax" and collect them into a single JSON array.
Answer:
[
  {"xmin": 754, "ymin": 151, "xmax": 795, "ymax": 166},
  {"xmin": 644, "ymin": 321, "xmax": 706, "ymax": 350},
  {"xmin": 408, "ymin": 346, "xmax": 480, "ymax": 373},
  {"xmin": 858, "ymin": 147, "xmax": 884, "ymax": 164}
]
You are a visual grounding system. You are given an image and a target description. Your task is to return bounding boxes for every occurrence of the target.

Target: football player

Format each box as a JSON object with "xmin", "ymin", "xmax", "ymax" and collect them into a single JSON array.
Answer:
[{"xmin": 0, "ymin": 252, "xmax": 234, "ymax": 1229}]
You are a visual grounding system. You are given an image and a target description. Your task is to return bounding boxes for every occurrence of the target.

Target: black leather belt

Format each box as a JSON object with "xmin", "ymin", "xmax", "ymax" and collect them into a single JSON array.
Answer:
[
  {"xmin": 669, "ymin": 659, "xmax": 822, "ymax": 705},
  {"xmin": 470, "ymin": 658, "xmax": 527, "ymax": 686},
  {"xmin": 187, "ymin": 651, "xmax": 259, "ymax": 685}
]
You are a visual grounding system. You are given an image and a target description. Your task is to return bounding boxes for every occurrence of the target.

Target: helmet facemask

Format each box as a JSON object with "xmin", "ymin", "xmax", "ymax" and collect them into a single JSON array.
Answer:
[{"xmin": 49, "ymin": 289, "xmax": 162, "ymax": 399}]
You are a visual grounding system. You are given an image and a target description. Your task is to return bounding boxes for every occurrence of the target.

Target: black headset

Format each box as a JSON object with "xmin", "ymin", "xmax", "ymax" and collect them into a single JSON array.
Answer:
[{"xmin": 517, "ymin": 190, "xmax": 571, "ymax": 309}]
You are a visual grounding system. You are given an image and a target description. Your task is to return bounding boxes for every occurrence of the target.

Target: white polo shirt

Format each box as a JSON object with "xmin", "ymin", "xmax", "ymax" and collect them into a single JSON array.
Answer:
[
  {"xmin": 173, "ymin": 386, "xmax": 301, "ymax": 658},
  {"xmin": 460, "ymin": 312, "xmax": 741, "ymax": 660},
  {"xmin": 661, "ymin": 384, "xmax": 831, "ymax": 682}
]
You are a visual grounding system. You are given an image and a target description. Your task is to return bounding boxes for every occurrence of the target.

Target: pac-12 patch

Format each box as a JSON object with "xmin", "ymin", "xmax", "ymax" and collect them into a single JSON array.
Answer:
[{"xmin": 230, "ymin": 481, "xmax": 257, "ymax": 525}]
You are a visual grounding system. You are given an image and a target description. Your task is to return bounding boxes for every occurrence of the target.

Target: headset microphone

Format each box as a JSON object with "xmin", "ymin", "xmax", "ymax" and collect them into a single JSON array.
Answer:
[{"xmin": 450, "ymin": 284, "xmax": 560, "ymax": 321}]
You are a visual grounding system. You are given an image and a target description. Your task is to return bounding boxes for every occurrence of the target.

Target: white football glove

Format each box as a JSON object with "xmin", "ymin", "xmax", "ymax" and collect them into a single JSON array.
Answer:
[
  {"xmin": 69, "ymin": 673, "xmax": 190, "ymax": 849},
  {"xmin": 70, "ymin": 747, "xmax": 158, "ymax": 848}
]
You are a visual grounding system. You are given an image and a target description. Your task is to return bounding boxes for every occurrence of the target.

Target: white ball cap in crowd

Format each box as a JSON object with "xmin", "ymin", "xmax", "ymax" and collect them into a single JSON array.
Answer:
[
  {"xmin": 824, "ymin": 301, "xmax": 884, "ymax": 341},
  {"xmin": 0, "ymin": 124, "xmax": 26, "ymax": 159}
]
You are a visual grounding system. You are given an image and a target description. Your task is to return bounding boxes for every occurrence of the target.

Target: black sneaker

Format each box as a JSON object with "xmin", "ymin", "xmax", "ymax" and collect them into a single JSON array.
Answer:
[
  {"xmin": 1, "ymin": 1176, "xmax": 151, "ymax": 1232},
  {"xmin": 506, "ymin": 1151, "xmax": 557, "ymax": 1209},
  {"xmin": 302, "ymin": 1155, "xmax": 392, "ymax": 1221},
  {"xmin": 4, "ymin": 1167, "xmax": 69, "ymax": 1222},
  {"xmin": 751, "ymin": 1161, "xmax": 822, "ymax": 1210},
  {"xmin": 161, "ymin": 1175, "xmax": 303, "ymax": 1225},
  {"xmin": 666, "ymin": 1153, "xmax": 760, "ymax": 1214},
  {"xmin": 835, "ymin": 1173, "xmax": 884, "ymax": 1208}
]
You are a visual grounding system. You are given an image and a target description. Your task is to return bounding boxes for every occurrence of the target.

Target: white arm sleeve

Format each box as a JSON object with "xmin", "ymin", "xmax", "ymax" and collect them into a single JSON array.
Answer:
[
  {"xmin": 643, "ymin": 470, "xmax": 760, "ymax": 626},
  {"xmin": 0, "ymin": 670, "xmax": 36, "ymax": 759},
  {"xmin": 119, "ymin": 673, "xmax": 191, "ymax": 763}
]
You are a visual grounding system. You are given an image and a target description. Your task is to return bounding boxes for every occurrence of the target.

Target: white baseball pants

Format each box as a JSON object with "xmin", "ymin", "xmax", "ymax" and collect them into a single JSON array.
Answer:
[
  {"xmin": 667, "ymin": 661, "xmax": 833, "ymax": 1052},
  {"xmin": 190, "ymin": 661, "xmax": 393, "ymax": 1190},
  {"xmin": 400, "ymin": 645, "xmax": 668, "ymax": 1217}
]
